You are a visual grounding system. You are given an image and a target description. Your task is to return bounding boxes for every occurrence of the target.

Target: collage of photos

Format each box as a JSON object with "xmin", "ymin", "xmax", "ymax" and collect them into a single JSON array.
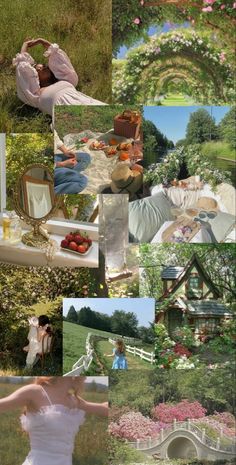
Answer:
[{"xmin": 0, "ymin": 1, "xmax": 235, "ymax": 465}]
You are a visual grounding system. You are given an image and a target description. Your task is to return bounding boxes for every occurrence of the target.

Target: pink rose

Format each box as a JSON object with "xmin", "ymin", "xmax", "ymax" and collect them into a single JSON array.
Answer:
[
  {"xmin": 133, "ymin": 17, "xmax": 141, "ymax": 25},
  {"xmin": 202, "ymin": 6, "xmax": 213, "ymax": 11}
]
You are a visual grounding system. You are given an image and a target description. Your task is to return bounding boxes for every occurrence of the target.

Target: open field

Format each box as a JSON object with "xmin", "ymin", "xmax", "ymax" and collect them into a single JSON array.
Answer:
[
  {"xmin": 0, "ymin": 0, "xmax": 111, "ymax": 133},
  {"xmin": 55, "ymin": 104, "xmax": 141, "ymax": 139},
  {"xmin": 0, "ymin": 381, "xmax": 108, "ymax": 465},
  {"xmin": 63, "ymin": 322, "xmax": 154, "ymax": 374}
]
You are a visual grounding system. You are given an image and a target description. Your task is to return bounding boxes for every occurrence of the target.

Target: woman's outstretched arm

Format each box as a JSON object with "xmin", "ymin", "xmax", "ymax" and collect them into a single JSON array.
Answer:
[
  {"xmin": 76, "ymin": 396, "xmax": 109, "ymax": 417},
  {"xmin": 0, "ymin": 385, "xmax": 33, "ymax": 413}
]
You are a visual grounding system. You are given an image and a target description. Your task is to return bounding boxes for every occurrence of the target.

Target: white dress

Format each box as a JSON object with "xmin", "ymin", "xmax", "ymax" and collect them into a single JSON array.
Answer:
[
  {"xmin": 12, "ymin": 44, "xmax": 105, "ymax": 115},
  {"xmin": 20, "ymin": 387, "xmax": 86, "ymax": 465}
]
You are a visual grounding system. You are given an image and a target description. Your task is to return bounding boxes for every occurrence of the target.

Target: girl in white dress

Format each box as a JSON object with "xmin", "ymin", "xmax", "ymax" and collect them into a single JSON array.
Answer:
[
  {"xmin": 23, "ymin": 315, "xmax": 53, "ymax": 368},
  {"xmin": 0, "ymin": 376, "xmax": 108, "ymax": 465},
  {"xmin": 12, "ymin": 38, "xmax": 105, "ymax": 115}
]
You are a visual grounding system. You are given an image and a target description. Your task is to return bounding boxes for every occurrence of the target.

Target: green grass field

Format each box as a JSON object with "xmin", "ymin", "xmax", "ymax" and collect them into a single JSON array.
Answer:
[
  {"xmin": 55, "ymin": 104, "xmax": 141, "ymax": 139},
  {"xmin": 63, "ymin": 322, "xmax": 154, "ymax": 374},
  {"xmin": 0, "ymin": 381, "xmax": 108, "ymax": 465},
  {"xmin": 0, "ymin": 0, "xmax": 111, "ymax": 133},
  {"xmin": 201, "ymin": 141, "xmax": 236, "ymax": 162},
  {"xmin": 161, "ymin": 93, "xmax": 196, "ymax": 106}
]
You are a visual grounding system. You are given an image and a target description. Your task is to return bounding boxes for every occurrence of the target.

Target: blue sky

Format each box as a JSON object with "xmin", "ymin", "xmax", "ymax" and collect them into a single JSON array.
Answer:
[
  {"xmin": 63, "ymin": 298, "xmax": 155, "ymax": 327},
  {"xmin": 143, "ymin": 106, "xmax": 230, "ymax": 144},
  {"xmin": 117, "ymin": 22, "xmax": 190, "ymax": 58}
]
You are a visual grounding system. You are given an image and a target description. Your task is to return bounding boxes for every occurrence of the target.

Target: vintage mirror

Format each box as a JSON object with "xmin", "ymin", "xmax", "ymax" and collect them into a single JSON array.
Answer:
[{"xmin": 14, "ymin": 164, "xmax": 58, "ymax": 247}]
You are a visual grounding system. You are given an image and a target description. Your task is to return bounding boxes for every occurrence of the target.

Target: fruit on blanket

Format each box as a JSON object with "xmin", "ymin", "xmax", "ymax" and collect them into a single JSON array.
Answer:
[
  {"xmin": 105, "ymin": 146, "xmax": 117, "ymax": 157},
  {"xmin": 61, "ymin": 230, "xmax": 92, "ymax": 254},
  {"xmin": 119, "ymin": 152, "xmax": 130, "ymax": 161},
  {"xmin": 69, "ymin": 241, "xmax": 78, "ymax": 251},
  {"xmin": 77, "ymin": 245, "xmax": 87, "ymax": 254},
  {"xmin": 117, "ymin": 142, "xmax": 132, "ymax": 151},
  {"xmin": 90, "ymin": 140, "xmax": 107, "ymax": 150},
  {"xmin": 109, "ymin": 138, "xmax": 119, "ymax": 145}
]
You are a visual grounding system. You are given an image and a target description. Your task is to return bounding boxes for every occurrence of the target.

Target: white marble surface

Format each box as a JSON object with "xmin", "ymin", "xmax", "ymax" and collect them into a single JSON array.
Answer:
[{"xmin": 0, "ymin": 226, "xmax": 98, "ymax": 268}]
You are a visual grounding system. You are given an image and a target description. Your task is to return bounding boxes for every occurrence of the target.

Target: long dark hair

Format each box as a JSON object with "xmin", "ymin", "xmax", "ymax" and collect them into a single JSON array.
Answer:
[{"xmin": 38, "ymin": 315, "xmax": 52, "ymax": 336}]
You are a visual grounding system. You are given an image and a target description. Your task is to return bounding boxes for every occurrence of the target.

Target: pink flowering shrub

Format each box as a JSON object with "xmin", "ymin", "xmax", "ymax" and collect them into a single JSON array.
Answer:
[
  {"xmin": 196, "ymin": 412, "xmax": 236, "ymax": 439},
  {"xmin": 152, "ymin": 400, "xmax": 207, "ymax": 423},
  {"xmin": 109, "ymin": 411, "xmax": 164, "ymax": 440}
]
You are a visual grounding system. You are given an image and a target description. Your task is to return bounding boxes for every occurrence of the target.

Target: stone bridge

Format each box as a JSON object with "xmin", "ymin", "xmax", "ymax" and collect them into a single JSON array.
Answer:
[{"xmin": 129, "ymin": 420, "xmax": 236, "ymax": 461}]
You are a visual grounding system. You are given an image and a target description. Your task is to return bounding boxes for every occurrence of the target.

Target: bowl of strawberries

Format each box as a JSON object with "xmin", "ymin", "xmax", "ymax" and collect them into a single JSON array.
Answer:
[{"xmin": 61, "ymin": 230, "xmax": 93, "ymax": 256}]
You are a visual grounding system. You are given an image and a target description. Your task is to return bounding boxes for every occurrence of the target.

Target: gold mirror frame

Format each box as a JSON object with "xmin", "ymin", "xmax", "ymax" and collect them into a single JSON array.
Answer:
[{"xmin": 14, "ymin": 163, "xmax": 60, "ymax": 248}]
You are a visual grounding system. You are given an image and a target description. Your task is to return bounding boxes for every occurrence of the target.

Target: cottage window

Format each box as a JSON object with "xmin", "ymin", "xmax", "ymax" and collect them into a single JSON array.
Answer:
[{"xmin": 187, "ymin": 275, "xmax": 203, "ymax": 299}]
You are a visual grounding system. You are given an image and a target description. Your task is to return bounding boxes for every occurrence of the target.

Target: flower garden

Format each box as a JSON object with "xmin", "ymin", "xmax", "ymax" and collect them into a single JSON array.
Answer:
[
  {"xmin": 144, "ymin": 145, "xmax": 233, "ymax": 191},
  {"xmin": 108, "ymin": 369, "xmax": 236, "ymax": 464},
  {"xmin": 112, "ymin": 1, "xmax": 236, "ymax": 105}
]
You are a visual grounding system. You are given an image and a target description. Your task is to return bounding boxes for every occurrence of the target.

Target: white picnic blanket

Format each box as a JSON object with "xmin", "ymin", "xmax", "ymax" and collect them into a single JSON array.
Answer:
[{"xmin": 60, "ymin": 130, "xmax": 132, "ymax": 194}]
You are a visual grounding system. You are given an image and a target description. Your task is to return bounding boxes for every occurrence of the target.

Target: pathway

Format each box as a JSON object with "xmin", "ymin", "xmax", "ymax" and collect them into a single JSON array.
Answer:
[{"xmin": 162, "ymin": 93, "xmax": 196, "ymax": 106}]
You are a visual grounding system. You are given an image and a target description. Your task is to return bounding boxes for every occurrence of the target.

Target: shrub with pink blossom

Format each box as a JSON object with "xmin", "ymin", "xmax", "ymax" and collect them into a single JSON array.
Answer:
[
  {"xmin": 195, "ymin": 414, "xmax": 236, "ymax": 440},
  {"xmin": 109, "ymin": 411, "xmax": 165, "ymax": 440},
  {"xmin": 152, "ymin": 400, "xmax": 207, "ymax": 423}
]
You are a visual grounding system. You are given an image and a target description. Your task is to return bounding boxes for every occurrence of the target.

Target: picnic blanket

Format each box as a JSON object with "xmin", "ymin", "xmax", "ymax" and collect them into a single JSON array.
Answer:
[{"xmin": 60, "ymin": 130, "xmax": 133, "ymax": 194}]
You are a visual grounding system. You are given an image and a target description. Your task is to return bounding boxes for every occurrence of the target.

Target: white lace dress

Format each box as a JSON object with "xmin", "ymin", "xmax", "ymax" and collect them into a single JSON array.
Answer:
[
  {"xmin": 12, "ymin": 44, "xmax": 105, "ymax": 115},
  {"xmin": 20, "ymin": 387, "xmax": 86, "ymax": 465}
]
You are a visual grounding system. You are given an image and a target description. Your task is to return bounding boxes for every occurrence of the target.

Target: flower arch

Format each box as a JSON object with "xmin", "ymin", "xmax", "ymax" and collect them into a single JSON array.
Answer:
[
  {"xmin": 112, "ymin": 1, "xmax": 236, "ymax": 55},
  {"xmin": 112, "ymin": 30, "xmax": 235, "ymax": 104}
]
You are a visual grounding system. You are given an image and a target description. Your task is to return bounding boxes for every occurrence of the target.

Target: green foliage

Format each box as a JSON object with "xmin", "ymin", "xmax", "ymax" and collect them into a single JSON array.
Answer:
[
  {"xmin": 6, "ymin": 133, "xmax": 53, "ymax": 209},
  {"xmin": 111, "ymin": 310, "xmax": 139, "ymax": 337},
  {"xmin": 108, "ymin": 435, "xmax": 155, "ymax": 465},
  {"xmin": 201, "ymin": 141, "xmax": 236, "ymax": 162},
  {"xmin": 0, "ymin": 0, "xmax": 112, "ymax": 132},
  {"xmin": 143, "ymin": 118, "xmax": 174, "ymax": 167},
  {"xmin": 186, "ymin": 109, "xmax": 218, "ymax": 145},
  {"xmin": 140, "ymin": 244, "xmax": 236, "ymax": 303},
  {"xmin": 219, "ymin": 106, "xmax": 236, "ymax": 149},
  {"xmin": 67, "ymin": 305, "xmax": 78, "ymax": 323}
]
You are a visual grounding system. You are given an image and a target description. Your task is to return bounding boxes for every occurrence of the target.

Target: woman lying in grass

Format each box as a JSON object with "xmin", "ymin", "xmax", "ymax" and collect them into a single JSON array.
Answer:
[
  {"xmin": 0, "ymin": 376, "xmax": 108, "ymax": 465},
  {"xmin": 12, "ymin": 38, "xmax": 105, "ymax": 116}
]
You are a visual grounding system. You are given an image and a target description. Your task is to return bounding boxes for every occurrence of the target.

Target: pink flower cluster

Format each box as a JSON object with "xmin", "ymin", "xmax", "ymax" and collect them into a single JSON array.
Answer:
[
  {"xmin": 196, "ymin": 412, "xmax": 236, "ymax": 438},
  {"xmin": 109, "ymin": 411, "xmax": 162, "ymax": 440},
  {"xmin": 202, "ymin": 0, "xmax": 236, "ymax": 12},
  {"xmin": 152, "ymin": 400, "xmax": 207, "ymax": 423}
]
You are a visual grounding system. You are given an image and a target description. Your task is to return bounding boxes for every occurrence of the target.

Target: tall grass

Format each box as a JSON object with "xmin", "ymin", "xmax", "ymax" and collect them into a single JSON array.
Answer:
[
  {"xmin": 0, "ymin": 381, "xmax": 108, "ymax": 465},
  {"xmin": 201, "ymin": 141, "xmax": 236, "ymax": 162},
  {"xmin": 0, "ymin": 0, "xmax": 112, "ymax": 132}
]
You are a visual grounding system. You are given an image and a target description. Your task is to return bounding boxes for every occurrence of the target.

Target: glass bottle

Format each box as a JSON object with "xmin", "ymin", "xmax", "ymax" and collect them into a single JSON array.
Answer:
[
  {"xmin": 9, "ymin": 212, "xmax": 22, "ymax": 244},
  {"xmin": 2, "ymin": 210, "xmax": 11, "ymax": 240}
]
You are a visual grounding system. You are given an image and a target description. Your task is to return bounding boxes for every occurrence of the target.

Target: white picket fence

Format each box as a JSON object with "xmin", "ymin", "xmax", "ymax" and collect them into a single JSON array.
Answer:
[
  {"xmin": 64, "ymin": 333, "xmax": 94, "ymax": 376},
  {"xmin": 109, "ymin": 338, "xmax": 155, "ymax": 364}
]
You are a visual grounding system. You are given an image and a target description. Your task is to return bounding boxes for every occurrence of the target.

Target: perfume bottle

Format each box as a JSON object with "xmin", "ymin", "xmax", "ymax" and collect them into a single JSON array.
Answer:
[
  {"xmin": 2, "ymin": 211, "xmax": 11, "ymax": 240},
  {"xmin": 9, "ymin": 212, "xmax": 22, "ymax": 244}
]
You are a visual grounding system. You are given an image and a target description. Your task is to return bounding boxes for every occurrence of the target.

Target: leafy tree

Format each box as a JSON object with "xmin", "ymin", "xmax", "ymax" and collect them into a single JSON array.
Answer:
[
  {"xmin": 219, "ymin": 106, "xmax": 236, "ymax": 149},
  {"xmin": 143, "ymin": 118, "xmax": 174, "ymax": 166},
  {"xmin": 66, "ymin": 305, "xmax": 78, "ymax": 323},
  {"xmin": 111, "ymin": 310, "xmax": 139, "ymax": 337},
  {"xmin": 140, "ymin": 244, "xmax": 236, "ymax": 303},
  {"xmin": 138, "ymin": 325, "xmax": 155, "ymax": 344},
  {"xmin": 186, "ymin": 109, "xmax": 218, "ymax": 145},
  {"xmin": 176, "ymin": 138, "xmax": 187, "ymax": 147}
]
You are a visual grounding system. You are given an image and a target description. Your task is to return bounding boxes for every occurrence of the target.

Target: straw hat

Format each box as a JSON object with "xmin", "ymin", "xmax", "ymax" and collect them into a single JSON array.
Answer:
[
  {"xmin": 196, "ymin": 197, "xmax": 219, "ymax": 212},
  {"xmin": 111, "ymin": 164, "xmax": 143, "ymax": 195}
]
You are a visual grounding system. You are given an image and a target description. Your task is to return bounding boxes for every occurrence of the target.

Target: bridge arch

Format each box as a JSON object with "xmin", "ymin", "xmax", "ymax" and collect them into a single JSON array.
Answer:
[{"xmin": 167, "ymin": 436, "xmax": 198, "ymax": 459}]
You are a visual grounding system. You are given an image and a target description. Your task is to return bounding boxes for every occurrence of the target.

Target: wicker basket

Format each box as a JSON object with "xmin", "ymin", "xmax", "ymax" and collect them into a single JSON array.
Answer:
[{"xmin": 114, "ymin": 110, "xmax": 141, "ymax": 139}]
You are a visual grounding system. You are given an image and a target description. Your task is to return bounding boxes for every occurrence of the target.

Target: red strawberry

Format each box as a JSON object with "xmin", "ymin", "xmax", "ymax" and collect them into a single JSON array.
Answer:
[
  {"xmin": 69, "ymin": 241, "xmax": 78, "ymax": 251},
  {"xmin": 82, "ymin": 242, "xmax": 89, "ymax": 250},
  {"xmin": 65, "ymin": 234, "xmax": 74, "ymax": 242},
  {"xmin": 74, "ymin": 234, "xmax": 84, "ymax": 244},
  {"xmin": 61, "ymin": 239, "xmax": 69, "ymax": 248},
  {"xmin": 77, "ymin": 245, "xmax": 86, "ymax": 254}
]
